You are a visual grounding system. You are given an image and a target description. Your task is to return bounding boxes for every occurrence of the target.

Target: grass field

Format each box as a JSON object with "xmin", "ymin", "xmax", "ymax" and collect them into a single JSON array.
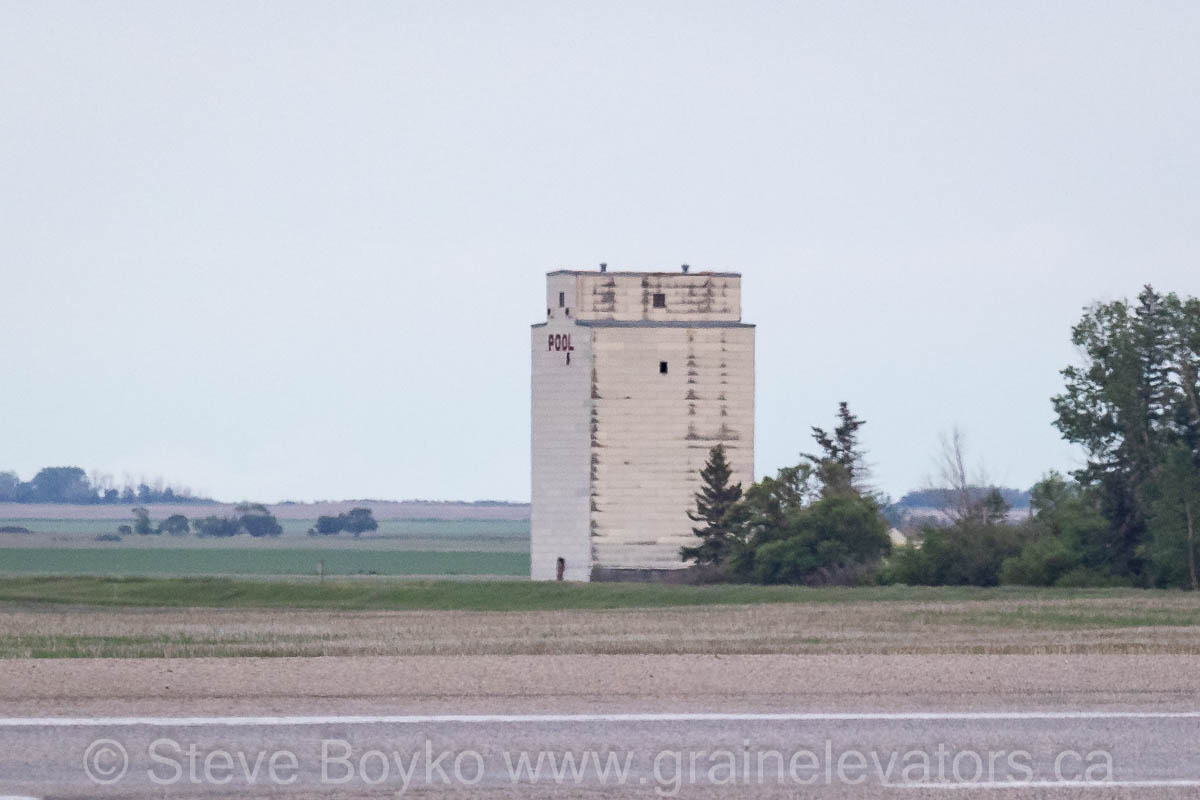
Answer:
[
  {"xmin": 0, "ymin": 515, "xmax": 529, "ymax": 580},
  {"xmin": 0, "ymin": 517, "xmax": 529, "ymax": 540},
  {"xmin": 0, "ymin": 579, "xmax": 1198, "ymax": 658},
  {"xmin": 0, "ymin": 549, "xmax": 527, "ymax": 577}
]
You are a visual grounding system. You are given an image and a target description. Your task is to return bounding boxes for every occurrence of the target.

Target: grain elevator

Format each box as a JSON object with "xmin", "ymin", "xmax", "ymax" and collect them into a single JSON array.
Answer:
[{"xmin": 531, "ymin": 265, "xmax": 755, "ymax": 580}]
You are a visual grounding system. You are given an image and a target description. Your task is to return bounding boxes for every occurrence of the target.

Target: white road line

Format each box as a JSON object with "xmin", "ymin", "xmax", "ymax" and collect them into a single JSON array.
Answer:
[
  {"xmin": 0, "ymin": 711, "xmax": 1198, "ymax": 727},
  {"xmin": 889, "ymin": 780, "xmax": 1200, "ymax": 789}
]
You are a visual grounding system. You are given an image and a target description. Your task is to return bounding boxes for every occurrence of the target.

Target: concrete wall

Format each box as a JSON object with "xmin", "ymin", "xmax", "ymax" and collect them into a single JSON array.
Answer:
[
  {"xmin": 544, "ymin": 273, "xmax": 579, "ymax": 324},
  {"xmin": 530, "ymin": 317, "xmax": 593, "ymax": 581},
  {"xmin": 572, "ymin": 272, "xmax": 741, "ymax": 322},
  {"xmin": 588, "ymin": 323, "xmax": 754, "ymax": 569}
]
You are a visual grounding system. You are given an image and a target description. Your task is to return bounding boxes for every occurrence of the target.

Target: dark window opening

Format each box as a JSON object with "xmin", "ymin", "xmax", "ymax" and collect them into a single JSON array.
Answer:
[
  {"xmin": 652, "ymin": 293, "xmax": 666, "ymax": 308},
  {"xmin": 659, "ymin": 361, "xmax": 668, "ymax": 374},
  {"xmin": 558, "ymin": 291, "xmax": 565, "ymax": 307}
]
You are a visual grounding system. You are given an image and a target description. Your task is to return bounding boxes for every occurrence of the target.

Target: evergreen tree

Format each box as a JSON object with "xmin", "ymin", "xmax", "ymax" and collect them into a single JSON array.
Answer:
[
  {"xmin": 680, "ymin": 444, "xmax": 743, "ymax": 566},
  {"xmin": 805, "ymin": 401, "xmax": 868, "ymax": 497}
]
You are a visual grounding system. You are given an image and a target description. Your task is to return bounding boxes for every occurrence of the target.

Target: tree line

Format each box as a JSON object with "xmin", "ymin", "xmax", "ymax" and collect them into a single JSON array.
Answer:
[
  {"xmin": 108, "ymin": 505, "xmax": 377, "ymax": 539},
  {"xmin": 682, "ymin": 402, "xmax": 891, "ymax": 584},
  {"xmin": 683, "ymin": 285, "xmax": 1200, "ymax": 589},
  {"xmin": 0, "ymin": 467, "xmax": 205, "ymax": 504}
]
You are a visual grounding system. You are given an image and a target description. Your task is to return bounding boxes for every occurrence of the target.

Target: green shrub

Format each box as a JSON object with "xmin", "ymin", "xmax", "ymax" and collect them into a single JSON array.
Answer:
[
  {"xmin": 194, "ymin": 516, "xmax": 239, "ymax": 538},
  {"xmin": 734, "ymin": 495, "xmax": 891, "ymax": 585},
  {"xmin": 999, "ymin": 536, "xmax": 1082, "ymax": 586},
  {"xmin": 315, "ymin": 515, "xmax": 343, "ymax": 535},
  {"xmin": 159, "ymin": 514, "xmax": 190, "ymax": 536},
  {"xmin": 883, "ymin": 522, "xmax": 1027, "ymax": 587}
]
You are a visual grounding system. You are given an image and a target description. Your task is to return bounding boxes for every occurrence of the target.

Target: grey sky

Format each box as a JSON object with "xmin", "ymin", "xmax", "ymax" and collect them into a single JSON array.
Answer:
[{"xmin": 2, "ymin": 1, "xmax": 1198, "ymax": 503}]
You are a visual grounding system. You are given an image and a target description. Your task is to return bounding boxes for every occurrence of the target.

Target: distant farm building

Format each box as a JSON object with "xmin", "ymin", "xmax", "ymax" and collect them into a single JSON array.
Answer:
[{"xmin": 531, "ymin": 265, "xmax": 755, "ymax": 580}]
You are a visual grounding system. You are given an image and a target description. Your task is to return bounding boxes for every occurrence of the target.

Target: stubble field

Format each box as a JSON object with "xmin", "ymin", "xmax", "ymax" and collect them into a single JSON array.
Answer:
[{"xmin": 0, "ymin": 580, "xmax": 1198, "ymax": 658}]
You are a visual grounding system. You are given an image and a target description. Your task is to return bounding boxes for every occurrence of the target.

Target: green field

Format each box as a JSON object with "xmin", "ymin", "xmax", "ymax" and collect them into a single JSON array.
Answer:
[
  {"xmin": 0, "ymin": 576, "xmax": 1172, "ymax": 612},
  {"xmin": 0, "ymin": 548, "xmax": 527, "ymax": 577},
  {"xmin": 0, "ymin": 517, "xmax": 529, "ymax": 540}
]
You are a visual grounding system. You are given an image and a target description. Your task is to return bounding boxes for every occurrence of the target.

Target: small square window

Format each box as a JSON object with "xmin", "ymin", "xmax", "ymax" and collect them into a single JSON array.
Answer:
[
  {"xmin": 558, "ymin": 291, "xmax": 565, "ymax": 308},
  {"xmin": 659, "ymin": 361, "xmax": 668, "ymax": 374},
  {"xmin": 652, "ymin": 293, "xmax": 666, "ymax": 308}
]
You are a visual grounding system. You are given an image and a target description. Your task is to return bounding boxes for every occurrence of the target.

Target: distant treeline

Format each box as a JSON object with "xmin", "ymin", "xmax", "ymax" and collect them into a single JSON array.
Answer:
[
  {"xmin": 0, "ymin": 467, "xmax": 209, "ymax": 505},
  {"xmin": 113, "ymin": 504, "xmax": 284, "ymax": 539},
  {"xmin": 890, "ymin": 487, "xmax": 1032, "ymax": 512},
  {"xmin": 107, "ymin": 505, "xmax": 376, "ymax": 539}
]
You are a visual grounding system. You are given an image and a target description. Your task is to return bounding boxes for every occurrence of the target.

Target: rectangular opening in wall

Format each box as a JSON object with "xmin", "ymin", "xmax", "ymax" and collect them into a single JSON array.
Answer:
[
  {"xmin": 558, "ymin": 291, "xmax": 565, "ymax": 307},
  {"xmin": 652, "ymin": 293, "xmax": 666, "ymax": 308},
  {"xmin": 659, "ymin": 361, "xmax": 668, "ymax": 374}
]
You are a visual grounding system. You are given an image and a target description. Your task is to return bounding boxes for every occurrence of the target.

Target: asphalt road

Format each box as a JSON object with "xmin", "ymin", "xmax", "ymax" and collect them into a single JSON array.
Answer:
[
  {"xmin": 3, "ymin": 654, "xmax": 1200, "ymax": 798},
  {"xmin": 6, "ymin": 712, "xmax": 1200, "ymax": 798}
]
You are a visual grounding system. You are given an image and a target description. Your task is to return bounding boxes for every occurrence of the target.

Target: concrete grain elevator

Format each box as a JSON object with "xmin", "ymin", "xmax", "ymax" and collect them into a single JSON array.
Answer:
[{"xmin": 531, "ymin": 265, "xmax": 755, "ymax": 580}]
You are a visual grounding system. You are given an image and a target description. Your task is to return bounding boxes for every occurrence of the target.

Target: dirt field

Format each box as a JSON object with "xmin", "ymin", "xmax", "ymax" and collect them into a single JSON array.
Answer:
[{"xmin": 3, "ymin": 652, "xmax": 1196, "ymax": 717}]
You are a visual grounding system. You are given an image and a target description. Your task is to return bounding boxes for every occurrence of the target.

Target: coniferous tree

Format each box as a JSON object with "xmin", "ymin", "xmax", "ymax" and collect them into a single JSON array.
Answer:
[
  {"xmin": 680, "ymin": 444, "xmax": 743, "ymax": 566},
  {"xmin": 806, "ymin": 401, "xmax": 868, "ymax": 497}
]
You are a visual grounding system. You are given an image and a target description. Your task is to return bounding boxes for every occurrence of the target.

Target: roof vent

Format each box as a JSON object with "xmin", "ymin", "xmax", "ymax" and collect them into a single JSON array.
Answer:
[
  {"xmin": 681, "ymin": 264, "xmax": 690, "ymax": 273},
  {"xmin": 599, "ymin": 263, "xmax": 607, "ymax": 273}
]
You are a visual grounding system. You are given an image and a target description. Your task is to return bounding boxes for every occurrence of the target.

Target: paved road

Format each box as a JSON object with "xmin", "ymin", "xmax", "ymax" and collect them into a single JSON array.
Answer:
[
  {"xmin": 3, "ymin": 654, "xmax": 1200, "ymax": 798},
  {"xmin": 5, "ymin": 711, "xmax": 1200, "ymax": 797}
]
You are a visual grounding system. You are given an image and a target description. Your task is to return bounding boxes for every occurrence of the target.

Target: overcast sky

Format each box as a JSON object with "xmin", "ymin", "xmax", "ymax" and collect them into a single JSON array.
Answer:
[{"xmin": 2, "ymin": 1, "xmax": 1198, "ymax": 503}]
